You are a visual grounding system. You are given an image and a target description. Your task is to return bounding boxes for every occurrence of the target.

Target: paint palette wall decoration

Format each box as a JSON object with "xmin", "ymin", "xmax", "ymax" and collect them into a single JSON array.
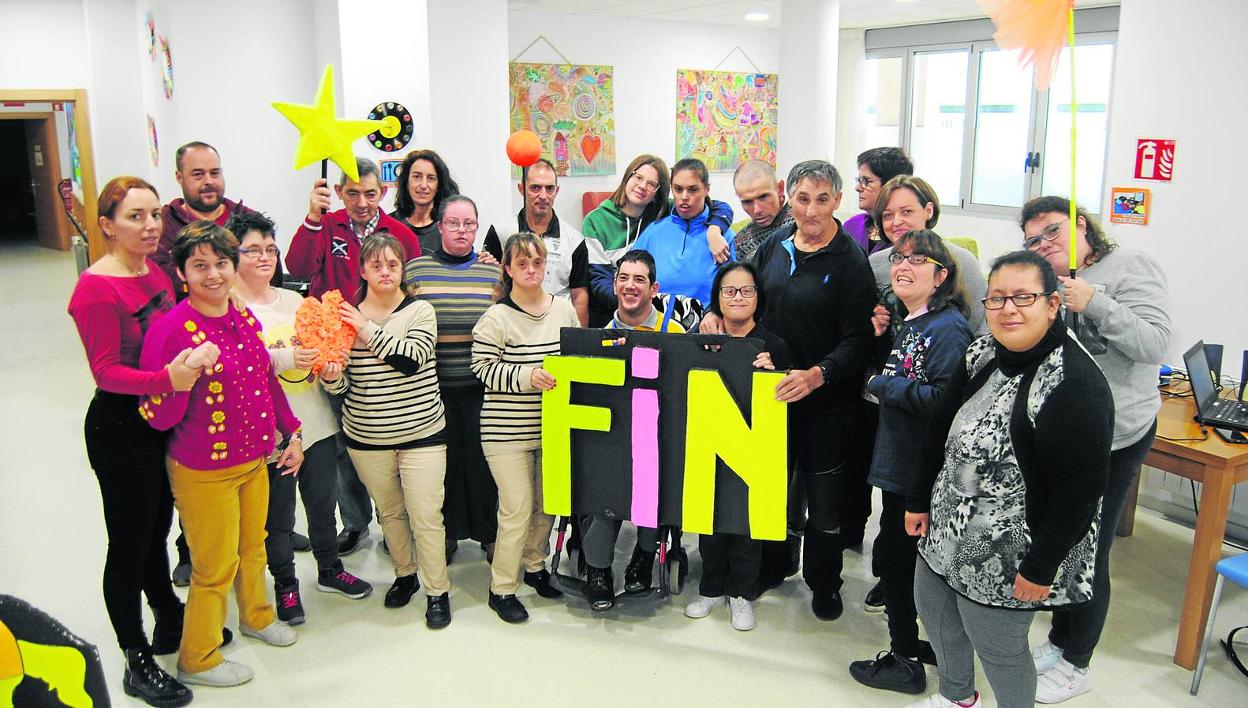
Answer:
[{"xmin": 366, "ymin": 102, "xmax": 414, "ymax": 152}]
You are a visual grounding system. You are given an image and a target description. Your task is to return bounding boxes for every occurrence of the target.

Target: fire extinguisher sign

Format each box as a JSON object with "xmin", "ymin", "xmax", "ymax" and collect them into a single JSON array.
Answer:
[{"xmin": 1134, "ymin": 138, "xmax": 1176, "ymax": 182}]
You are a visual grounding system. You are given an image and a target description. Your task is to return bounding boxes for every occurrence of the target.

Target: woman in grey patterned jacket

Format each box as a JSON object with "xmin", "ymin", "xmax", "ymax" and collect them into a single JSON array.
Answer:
[{"xmin": 902, "ymin": 250, "xmax": 1114, "ymax": 708}]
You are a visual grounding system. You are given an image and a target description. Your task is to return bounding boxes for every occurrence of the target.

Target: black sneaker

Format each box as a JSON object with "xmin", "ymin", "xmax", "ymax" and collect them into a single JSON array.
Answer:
[
  {"xmin": 488, "ymin": 592, "xmax": 529, "ymax": 623},
  {"xmin": 812, "ymin": 590, "xmax": 844, "ymax": 621},
  {"xmin": 623, "ymin": 545, "xmax": 655, "ymax": 594},
  {"xmin": 336, "ymin": 527, "xmax": 369, "ymax": 556},
  {"xmin": 317, "ymin": 565, "xmax": 373, "ymax": 599},
  {"xmin": 151, "ymin": 604, "xmax": 184, "ymax": 655},
  {"xmin": 123, "ymin": 646, "xmax": 193, "ymax": 707},
  {"xmin": 425, "ymin": 592, "xmax": 451, "ymax": 629},
  {"xmin": 274, "ymin": 579, "xmax": 305, "ymax": 625},
  {"xmin": 523, "ymin": 569, "xmax": 563, "ymax": 598},
  {"xmin": 384, "ymin": 574, "xmax": 419, "ymax": 608},
  {"xmin": 291, "ymin": 532, "xmax": 311, "ymax": 552},
  {"xmin": 586, "ymin": 566, "xmax": 615, "ymax": 612},
  {"xmin": 864, "ymin": 581, "xmax": 885, "ymax": 613},
  {"xmin": 849, "ymin": 650, "xmax": 927, "ymax": 694}
]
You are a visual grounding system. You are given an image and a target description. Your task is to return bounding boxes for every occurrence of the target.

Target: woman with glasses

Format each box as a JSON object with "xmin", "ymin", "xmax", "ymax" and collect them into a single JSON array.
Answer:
[
  {"xmin": 1018, "ymin": 197, "xmax": 1171, "ymax": 703},
  {"xmin": 683, "ymin": 261, "xmax": 790, "ymax": 632},
  {"xmin": 904, "ymin": 250, "xmax": 1112, "ymax": 708},
  {"xmin": 391, "ymin": 149, "xmax": 460, "ymax": 256},
  {"xmin": 848, "ymin": 231, "xmax": 972, "ymax": 696},
  {"xmin": 843, "ymin": 147, "xmax": 914, "ymax": 254},
  {"xmin": 404, "ymin": 196, "xmax": 503, "ymax": 573},
  {"xmin": 583, "ymin": 154, "xmax": 735, "ymax": 326},
  {"xmin": 229, "ymin": 212, "xmax": 373, "ymax": 627}
]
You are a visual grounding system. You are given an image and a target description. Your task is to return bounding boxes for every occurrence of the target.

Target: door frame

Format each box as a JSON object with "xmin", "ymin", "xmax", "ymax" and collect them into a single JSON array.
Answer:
[
  {"xmin": 0, "ymin": 89, "xmax": 102, "ymax": 261},
  {"xmin": 0, "ymin": 111, "xmax": 68, "ymax": 250}
]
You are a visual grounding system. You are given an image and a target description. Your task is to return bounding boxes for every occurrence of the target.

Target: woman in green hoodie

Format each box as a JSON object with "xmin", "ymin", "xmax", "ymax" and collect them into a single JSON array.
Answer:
[{"xmin": 584, "ymin": 155, "xmax": 736, "ymax": 327}]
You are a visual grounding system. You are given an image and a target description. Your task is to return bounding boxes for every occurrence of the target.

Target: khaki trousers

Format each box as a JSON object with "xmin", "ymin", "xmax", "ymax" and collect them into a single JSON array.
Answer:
[
  {"xmin": 483, "ymin": 439, "xmax": 553, "ymax": 594},
  {"xmin": 167, "ymin": 456, "xmax": 273, "ymax": 673},
  {"xmin": 347, "ymin": 445, "xmax": 450, "ymax": 595}
]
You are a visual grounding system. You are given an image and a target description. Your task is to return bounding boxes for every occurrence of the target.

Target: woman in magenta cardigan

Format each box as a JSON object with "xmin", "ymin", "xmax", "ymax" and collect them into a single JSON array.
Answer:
[
  {"xmin": 140, "ymin": 221, "xmax": 303, "ymax": 689},
  {"xmin": 68, "ymin": 176, "xmax": 205, "ymax": 707}
]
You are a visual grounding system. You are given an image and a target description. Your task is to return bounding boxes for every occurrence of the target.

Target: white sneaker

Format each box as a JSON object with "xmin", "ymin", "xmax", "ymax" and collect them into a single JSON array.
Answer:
[
  {"xmin": 240, "ymin": 621, "xmax": 297, "ymax": 647},
  {"xmin": 178, "ymin": 659, "xmax": 254, "ymax": 687},
  {"xmin": 728, "ymin": 596, "xmax": 755, "ymax": 631},
  {"xmin": 1031, "ymin": 639, "xmax": 1063, "ymax": 673},
  {"xmin": 684, "ymin": 595, "xmax": 726, "ymax": 618},
  {"xmin": 1036, "ymin": 658, "xmax": 1092, "ymax": 703},
  {"xmin": 903, "ymin": 692, "xmax": 980, "ymax": 708}
]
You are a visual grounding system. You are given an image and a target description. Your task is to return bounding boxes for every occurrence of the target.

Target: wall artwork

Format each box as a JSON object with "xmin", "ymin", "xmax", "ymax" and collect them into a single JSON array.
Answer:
[
  {"xmin": 508, "ymin": 63, "xmax": 615, "ymax": 177},
  {"xmin": 675, "ymin": 69, "xmax": 778, "ymax": 172},
  {"xmin": 1110, "ymin": 186, "xmax": 1150, "ymax": 226},
  {"xmin": 542, "ymin": 330, "xmax": 788, "ymax": 541}
]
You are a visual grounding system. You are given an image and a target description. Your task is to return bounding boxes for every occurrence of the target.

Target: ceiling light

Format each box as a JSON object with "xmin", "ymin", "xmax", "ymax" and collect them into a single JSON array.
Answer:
[{"xmin": 744, "ymin": 11, "xmax": 769, "ymax": 22}]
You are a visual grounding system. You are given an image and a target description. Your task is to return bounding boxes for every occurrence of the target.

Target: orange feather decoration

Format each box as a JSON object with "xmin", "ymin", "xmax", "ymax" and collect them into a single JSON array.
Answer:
[{"xmin": 980, "ymin": 0, "xmax": 1073, "ymax": 91}]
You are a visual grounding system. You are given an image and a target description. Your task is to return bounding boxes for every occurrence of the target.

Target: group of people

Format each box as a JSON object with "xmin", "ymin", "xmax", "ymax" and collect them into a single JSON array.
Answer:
[{"xmin": 68, "ymin": 139, "xmax": 1170, "ymax": 708}]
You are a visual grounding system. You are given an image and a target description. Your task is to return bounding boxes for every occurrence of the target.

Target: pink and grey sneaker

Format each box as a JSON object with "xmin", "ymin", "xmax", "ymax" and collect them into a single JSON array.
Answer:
[
  {"xmin": 274, "ymin": 579, "xmax": 305, "ymax": 625},
  {"xmin": 317, "ymin": 565, "xmax": 373, "ymax": 599}
]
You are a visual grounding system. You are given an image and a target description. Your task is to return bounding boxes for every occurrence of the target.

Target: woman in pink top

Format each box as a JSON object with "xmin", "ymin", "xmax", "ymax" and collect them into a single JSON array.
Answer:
[
  {"xmin": 68, "ymin": 176, "xmax": 209, "ymax": 707},
  {"xmin": 139, "ymin": 221, "xmax": 303, "ymax": 689}
]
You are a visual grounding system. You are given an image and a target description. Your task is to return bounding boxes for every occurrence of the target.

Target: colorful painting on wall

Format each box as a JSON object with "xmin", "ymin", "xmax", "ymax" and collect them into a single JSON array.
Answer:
[
  {"xmin": 508, "ymin": 63, "xmax": 615, "ymax": 177},
  {"xmin": 675, "ymin": 69, "xmax": 778, "ymax": 172}
]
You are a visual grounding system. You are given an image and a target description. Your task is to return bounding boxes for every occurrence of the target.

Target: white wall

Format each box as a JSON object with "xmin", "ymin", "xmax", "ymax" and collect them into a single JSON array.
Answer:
[
  {"xmin": 0, "ymin": 0, "xmax": 92, "ymax": 89},
  {"xmin": 506, "ymin": 11, "xmax": 781, "ymax": 228}
]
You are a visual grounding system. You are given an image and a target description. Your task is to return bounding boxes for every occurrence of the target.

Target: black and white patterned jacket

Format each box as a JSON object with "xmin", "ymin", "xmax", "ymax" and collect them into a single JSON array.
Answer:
[{"xmin": 909, "ymin": 320, "xmax": 1114, "ymax": 609}]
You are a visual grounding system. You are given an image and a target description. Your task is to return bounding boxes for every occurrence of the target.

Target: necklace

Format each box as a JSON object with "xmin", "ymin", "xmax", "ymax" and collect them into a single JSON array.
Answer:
[{"xmin": 111, "ymin": 253, "xmax": 148, "ymax": 277}]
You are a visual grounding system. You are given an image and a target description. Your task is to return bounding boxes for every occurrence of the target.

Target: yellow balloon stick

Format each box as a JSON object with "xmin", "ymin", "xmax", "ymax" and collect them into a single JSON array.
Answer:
[{"xmin": 1067, "ymin": 6, "xmax": 1078, "ymax": 277}]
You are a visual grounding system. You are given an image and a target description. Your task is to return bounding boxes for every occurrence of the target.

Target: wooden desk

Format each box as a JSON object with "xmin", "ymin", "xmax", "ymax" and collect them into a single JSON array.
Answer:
[{"xmin": 1132, "ymin": 391, "xmax": 1248, "ymax": 669}]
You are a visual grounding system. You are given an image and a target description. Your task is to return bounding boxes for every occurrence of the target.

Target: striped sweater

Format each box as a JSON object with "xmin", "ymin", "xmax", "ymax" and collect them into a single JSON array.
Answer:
[
  {"xmin": 404, "ymin": 249, "xmax": 501, "ymax": 392},
  {"xmin": 471, "ymin": 295, "xmax": 580, "ymax": 443},
  {"xmin": 322, "ymin": 296, "xmax": 446, "ymax": 449}
]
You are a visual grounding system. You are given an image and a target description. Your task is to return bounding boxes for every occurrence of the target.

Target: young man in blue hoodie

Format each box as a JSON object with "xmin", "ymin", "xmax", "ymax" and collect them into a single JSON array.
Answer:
[{"xmin": 630, "ymin": 158, "xmax": 735, "ymax": 310}]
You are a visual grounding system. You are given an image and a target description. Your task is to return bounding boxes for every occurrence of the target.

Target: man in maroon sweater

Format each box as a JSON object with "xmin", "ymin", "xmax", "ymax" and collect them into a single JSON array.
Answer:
[
  {"xmin": 155, "ymin": 141, "xmax": 255, "ymax": 296},
  {"xmin": 285, "ymin": 157, "xmax": 420, "ymax": 303}
]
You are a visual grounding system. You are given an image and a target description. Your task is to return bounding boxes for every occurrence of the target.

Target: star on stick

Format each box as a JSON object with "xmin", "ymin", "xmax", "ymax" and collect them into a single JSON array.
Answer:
[{"xmin": 272, "ymin": 65, "xmax": 384, "ymax": 182}]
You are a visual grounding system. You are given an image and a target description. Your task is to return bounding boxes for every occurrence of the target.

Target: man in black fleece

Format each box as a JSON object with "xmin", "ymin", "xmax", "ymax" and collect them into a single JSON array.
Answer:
[{"xmin": 751, "ymin": 160, "xmax": 877, "ymax": 620}]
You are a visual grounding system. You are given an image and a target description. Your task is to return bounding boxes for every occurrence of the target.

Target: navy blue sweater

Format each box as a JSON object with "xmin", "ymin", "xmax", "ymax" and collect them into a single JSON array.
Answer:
[{"xmin": 866, "ymin": 306, "xmax": 973, "ymax": 495}]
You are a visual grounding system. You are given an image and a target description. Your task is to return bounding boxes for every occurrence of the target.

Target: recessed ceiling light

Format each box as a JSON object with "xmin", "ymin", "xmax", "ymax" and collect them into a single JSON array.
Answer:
[{"xmin": 744, "ymin": 11, "xmax": 769, "ymax": 22}]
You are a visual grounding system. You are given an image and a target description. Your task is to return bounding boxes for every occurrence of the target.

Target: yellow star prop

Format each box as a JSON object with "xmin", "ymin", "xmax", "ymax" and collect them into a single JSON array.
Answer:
[{"xmin": 272, "ymin": 64, "xmax": 384, "ymax": 183}]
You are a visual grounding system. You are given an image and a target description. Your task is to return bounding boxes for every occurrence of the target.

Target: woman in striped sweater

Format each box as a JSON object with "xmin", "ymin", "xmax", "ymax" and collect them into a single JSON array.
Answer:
[
  {"xmin": 472, "ymin": 233, "xmax": 581, "ymax": 623},
  {"xmin": 319, "ymin": 232, "xmax": 452, "ymax": 629}
]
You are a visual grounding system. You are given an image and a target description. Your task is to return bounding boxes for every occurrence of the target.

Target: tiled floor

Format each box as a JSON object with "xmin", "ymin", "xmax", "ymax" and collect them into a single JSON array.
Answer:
[{"xmin": 2, "ymin": 243, "xmax": 1244, "ymax": 706}]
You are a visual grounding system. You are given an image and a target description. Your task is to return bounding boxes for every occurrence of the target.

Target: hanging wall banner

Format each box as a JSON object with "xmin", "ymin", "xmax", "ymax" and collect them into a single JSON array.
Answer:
[
  {"xmin": 675, "ymin": 69, "xmax": 778, "ymax": 172},
  {"xmin": 542, "ymin": 329, "xmax": 788, "ymax": 540},
  {"xmin": 508, "ymin": 63, "xmax": 616, "ymax": 177}
]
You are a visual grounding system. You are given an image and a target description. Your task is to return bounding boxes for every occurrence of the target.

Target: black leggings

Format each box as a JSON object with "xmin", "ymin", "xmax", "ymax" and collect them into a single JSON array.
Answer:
[{"xmin": 84, "ymin": 391, "xmax": 181, "ymax": 650}]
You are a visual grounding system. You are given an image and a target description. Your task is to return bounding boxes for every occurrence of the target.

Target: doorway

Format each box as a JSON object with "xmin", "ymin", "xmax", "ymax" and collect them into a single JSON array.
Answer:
[{"xmin": 0, "ymin": 90, "xmax": 101, "ymax": 261}]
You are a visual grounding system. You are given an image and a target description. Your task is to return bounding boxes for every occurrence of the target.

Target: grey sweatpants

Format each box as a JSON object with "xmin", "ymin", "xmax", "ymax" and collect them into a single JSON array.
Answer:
[{"xmin": 914, "ymin": 560, "xmax": 1037, "ymax": 708}]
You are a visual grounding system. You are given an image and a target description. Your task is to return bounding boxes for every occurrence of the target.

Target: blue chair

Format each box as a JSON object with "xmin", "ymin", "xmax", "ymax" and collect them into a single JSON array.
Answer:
[{"xmin": 1190, "ymin": 553, "xmax": 1248, "ymax": 694}]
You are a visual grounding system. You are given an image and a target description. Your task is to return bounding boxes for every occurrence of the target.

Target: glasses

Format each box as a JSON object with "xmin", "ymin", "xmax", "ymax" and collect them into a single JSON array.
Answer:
[
  {"xmin": 1023, "ymin": 219, "xmax": 1067, "ymax": 250},
  {"xmin": 888, "ymin": 252, "xmax": 943, "ymax": 268},
  {"xmin": 854, "ymin": 176, "xmax": 878, "ymax": 188},
  {"xmin": 441, "ymin": 219, "xmax": 478, "ymax": 232},
  {"xmin": 239, "ymin": 246, "xmax": 279, "ymax": 259},
  {"xmin": 719, "ymin": 285, "xmax": 758, "ymax": 299},
  {"xmin": 629, "ymin": 171, "xmax": 660, "ymax": 193},
  {"xmin": 982, "ymin": 292, "xmax": 1053, "ymax": 310}
]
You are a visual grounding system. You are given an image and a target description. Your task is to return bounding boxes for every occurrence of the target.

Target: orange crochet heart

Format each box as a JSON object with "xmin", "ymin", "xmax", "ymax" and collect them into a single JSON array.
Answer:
[{"xmin": 294, "ymin": 290, "xmax": 356, "ymax": 374}]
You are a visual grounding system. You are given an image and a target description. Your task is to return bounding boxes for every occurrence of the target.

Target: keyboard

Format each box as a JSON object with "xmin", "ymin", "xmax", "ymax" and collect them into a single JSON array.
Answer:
[{"xmin": 1206, "ymin": 398, "xmax": 1248, "ymax": 428}]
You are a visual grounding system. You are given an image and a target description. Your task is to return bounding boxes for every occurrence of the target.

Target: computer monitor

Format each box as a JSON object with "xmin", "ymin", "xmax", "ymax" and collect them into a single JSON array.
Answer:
[
  {"xmin": 1240, "ymin": 350, "xmax": 1247, "ymax": 402},
  {"xmin": 1184, "ymin": 341, "xmax": 1218, "ymax": 411}
]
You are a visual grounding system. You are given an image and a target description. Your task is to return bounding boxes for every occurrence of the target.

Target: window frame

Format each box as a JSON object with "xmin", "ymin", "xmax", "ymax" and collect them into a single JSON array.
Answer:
[{"xmin": 865, "ymin": 29, "xmax": 1118, "ymax": 218}]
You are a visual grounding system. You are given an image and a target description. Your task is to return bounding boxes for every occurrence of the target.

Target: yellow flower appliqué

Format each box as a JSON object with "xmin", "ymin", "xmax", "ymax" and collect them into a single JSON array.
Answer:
[
  {"xmin": 211, "ymin": 411, "xmax": 226, "ymax": 424},
  {"xmin": 184, "ymin": 321, "xmax": 198, "ymax": 333}
]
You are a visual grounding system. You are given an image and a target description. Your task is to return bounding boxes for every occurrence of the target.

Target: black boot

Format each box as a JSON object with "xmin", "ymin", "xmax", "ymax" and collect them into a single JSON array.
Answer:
[
  {"xmin": 123, "ymin": 646, "xmax": 193, "ymax": 707},
  {"xmin": 586, "ymin": 565, "xmax": 615, "ymax": 612},
  {"xmin": 624, "ymin": 545, "xmax": 655, "ymax": 595}
]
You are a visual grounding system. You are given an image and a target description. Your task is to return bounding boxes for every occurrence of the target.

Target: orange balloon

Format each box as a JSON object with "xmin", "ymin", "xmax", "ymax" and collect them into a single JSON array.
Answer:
[{"xmin": 506, "ymin": 129, "xmax": 542, "ymax": 167}]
